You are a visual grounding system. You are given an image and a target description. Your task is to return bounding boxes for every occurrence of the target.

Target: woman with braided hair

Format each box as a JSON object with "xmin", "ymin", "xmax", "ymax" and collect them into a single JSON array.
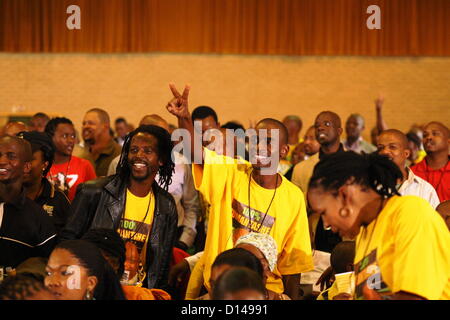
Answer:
[{"xmin": 307, "ymin": 151, "xmax": 450, "ymax": 300}]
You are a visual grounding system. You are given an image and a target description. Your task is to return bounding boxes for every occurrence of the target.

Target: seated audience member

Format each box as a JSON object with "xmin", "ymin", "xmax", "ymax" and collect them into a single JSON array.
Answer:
[
  {"xmin": 79, "ymin": 108, "xmax": 122, "ymax": 177},
  {"xmin": 234, "ymin": 233, "xmax": 290, "ymax": 299},
  {"xmin": 82, "ymin": 229, "xmax": 171, "ymax": 300},
  {"xmin": 0, "ymin": 273, "xmax": 54, "ymax": 300},
  {"xmin": 114, "ymin": 117, "xmax": 130, "ymax": 147},
  {"xmin": 0, "ymin": 136, "xmax": 57, "ymax": 271},
  {"xmin": 317, "ymin": 241, "xmax": 355, "ymax": 300},
  {"xmin": 212, "ymin": 267, "xmax": 266, "ymax": 300},
  {"xmin": 205, "ymin": 247, "xmax": 275, "ymax": 300},
  {"xmin": 45, "ymin": 117, "xmax": 96, "ymax": 201},
  {"xmin": 44, "ymin": 240, "xmax": 125, "ymax": 300},
  {"xmin": 29, "ymin": 113, "xmax": 50, "ymax": 133},
  {"xmin": 377, "ymin": 129, "xmax": 440, "ymax": 209},
  {"xmin": 108, "ymin": 114, "xmax": 201, "ymax": 252},
  {"xmin": 4, "ymin": 121, "xmax": 28, "ymax": 137},
  {"xmin": 60, "ymin": 125, "xmax": 178, "ymax": 292},
  {"xmin": 167, "ymin": 84, "xmax": 313, "ymax": 300},
  {"xmin": 19, "ymin": 131, "xmax": 71, "ymax": 232},
  {"xmin": 308, "ymin": 151, "xmax": 450, "ymax": 300},
  {"xmin": 343, "ymin": 114, "xmax": 376, "ymax": 155},
  {"xmin": 411, "ymin": 122, "xmax": 450, "ymax": 202},
  {"xmin": 436, "ymin": 200, "xmax": 450, "ymax": 231},
  {"xmin": 406, "ymin": 131, "xmax": 426, "ymax": 167}
]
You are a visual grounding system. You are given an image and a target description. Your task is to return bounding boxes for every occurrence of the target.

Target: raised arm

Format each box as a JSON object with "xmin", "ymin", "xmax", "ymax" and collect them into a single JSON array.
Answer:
[{"xmin": 375, "ymin": 95, "xmax": 388, "ymax": 132}]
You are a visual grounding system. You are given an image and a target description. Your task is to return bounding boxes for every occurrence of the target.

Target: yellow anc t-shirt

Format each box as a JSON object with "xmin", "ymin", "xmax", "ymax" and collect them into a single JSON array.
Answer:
[
  {"xmin": 354, "ymin": 195, "xmax": 450, "ymax": 300},
  {"xmin": 188, "ymin": 148, "xmax": 313, "ymax": 297},
  {"xmin": 117, "ymin": 190, "xmax": 155, "ymax": 285}
]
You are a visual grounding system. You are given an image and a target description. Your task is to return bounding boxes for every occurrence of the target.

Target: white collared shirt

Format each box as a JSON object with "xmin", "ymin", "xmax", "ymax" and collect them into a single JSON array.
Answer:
[{"xmin": 398, "ymin": 167, "xmax": 440, "ymax": 209}]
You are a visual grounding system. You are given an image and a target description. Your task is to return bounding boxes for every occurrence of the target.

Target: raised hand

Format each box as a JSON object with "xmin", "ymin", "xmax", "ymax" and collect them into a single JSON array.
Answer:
[
  {"xmin": 375, "ymin": 94, "xmax": 384, "ymax": 111},
  {"xmin": 166, "ymin": 83, "xmax": 191, "ymax": 119}
]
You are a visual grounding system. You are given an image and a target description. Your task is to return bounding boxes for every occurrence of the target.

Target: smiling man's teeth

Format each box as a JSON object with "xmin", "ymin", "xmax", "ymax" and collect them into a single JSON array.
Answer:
[
  {"xmin": 0, "ymin": 169, "xmax": 7, "ymax": 173},
  {"xmin": 134, "ymin": 163, "xmax": 146, "ymax": 168}
]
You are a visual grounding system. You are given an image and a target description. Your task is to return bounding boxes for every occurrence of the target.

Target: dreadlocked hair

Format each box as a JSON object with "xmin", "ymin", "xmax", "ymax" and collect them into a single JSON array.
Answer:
[
  {"xmin": 116, "ymin": 125, "xmax": 174, "ymax": 191},
  {"xmin": 309, "ymin": 151, "xmax": 402, "ymax": 199}
]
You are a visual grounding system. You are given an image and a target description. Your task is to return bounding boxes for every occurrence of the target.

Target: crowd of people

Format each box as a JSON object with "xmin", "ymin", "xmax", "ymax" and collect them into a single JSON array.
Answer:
[{"xmin": 0, "ymin": 84, "xmax": 448, "ymax": 300}]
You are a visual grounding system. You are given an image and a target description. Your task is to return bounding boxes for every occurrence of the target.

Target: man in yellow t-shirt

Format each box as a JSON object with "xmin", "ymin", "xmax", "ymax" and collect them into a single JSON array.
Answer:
[
  {"xmin": 354, "ymin": 196, "xmax": 450, "ymax": 300},
  {"xmin": 166, "ymin": 84, "xmax": 313, "ymax": 300}
]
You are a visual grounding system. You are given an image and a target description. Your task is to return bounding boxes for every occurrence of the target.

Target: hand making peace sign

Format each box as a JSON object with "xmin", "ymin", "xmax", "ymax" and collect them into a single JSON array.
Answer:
[{"xmin": 166, "ymin": 83, "xmax": 191, "ymax": 119}]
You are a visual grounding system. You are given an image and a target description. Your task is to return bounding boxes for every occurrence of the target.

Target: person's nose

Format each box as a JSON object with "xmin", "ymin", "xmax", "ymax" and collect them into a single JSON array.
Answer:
[
  {"xmin": 45, "ymin": 274, "xmax": 62, "ymax": 288},
  {"xmin": 0, "ymin": 154, "xmax": 8, "ymax": 166},
  {"xmin": 378, "ymin": 147, "xmax": 390, "ymax": 157}
]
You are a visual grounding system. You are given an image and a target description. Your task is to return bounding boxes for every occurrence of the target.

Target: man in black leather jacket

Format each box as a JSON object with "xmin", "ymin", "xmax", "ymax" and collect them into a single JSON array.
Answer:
[{"xmin": 60, "ymin": 125, "xmax": 177, "ymax": 291}]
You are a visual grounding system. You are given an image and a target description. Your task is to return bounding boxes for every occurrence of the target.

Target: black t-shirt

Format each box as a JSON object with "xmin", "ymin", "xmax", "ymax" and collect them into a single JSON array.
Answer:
[
  {"xmin": 0, "ymin": 192, "xmax": 57, "ymax": 269},
  {"xmin": 35, "ymin": 178, "xmax": 71, "ymax": 233}
]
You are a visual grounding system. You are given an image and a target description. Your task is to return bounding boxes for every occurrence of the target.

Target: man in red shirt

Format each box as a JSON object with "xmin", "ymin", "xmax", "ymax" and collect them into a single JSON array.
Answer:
[
  {"xmin": 45, "ymin": 117, "xmax": 96, "ymax": 201},
  {"xmin": 411, "ymin": 121, "xmax": 450, "ymax": 202}
]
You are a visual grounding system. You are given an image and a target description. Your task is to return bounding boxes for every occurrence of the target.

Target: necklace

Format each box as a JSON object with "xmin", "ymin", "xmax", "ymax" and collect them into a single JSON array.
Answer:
[{"xmin": 247, "ymin": 170, "xmax": 278, "ymax": 233}]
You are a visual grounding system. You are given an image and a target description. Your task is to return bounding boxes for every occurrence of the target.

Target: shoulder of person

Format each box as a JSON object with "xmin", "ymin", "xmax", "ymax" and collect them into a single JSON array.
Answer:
[
  {"xmin": 153, "ymin": 183, "xmax": 177, "ymax": 207},
  {"xmin": 76, "ymin": 175, "xmax": 116, "ymax": 196},
  {"xmin": 386, "ymin": 195, "xmax": 436, "ymax": 223}
]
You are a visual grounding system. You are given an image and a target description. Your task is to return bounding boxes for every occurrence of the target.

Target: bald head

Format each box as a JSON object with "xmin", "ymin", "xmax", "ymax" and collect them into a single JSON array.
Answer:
[
  {"xmin": 0, "ymin": 135, "xmax": 32, "ymax": 162},
  {"xmin": 425, "ymin": 122, "xmax": 449, "ymax": 138},
  {"xmin": 316, "ymin": 111, "xmax": 342, "ymax": 129},
  {"xmin": 314, "ymin": 111, "xmax": 343, "ymax": 148},
  {"xmin": 256, "ymin": 118, "xmax": 288, "ymax": 145},
  {"xmin": 423, "ymin": 121, "xmax": 449, "ymax": 154},
  {"xmin": 139, "ymin": 114, "xmax": 170, "ymax": 132},
  {"xmin": 86, "ymin": 108, "xmax": 110, "ymax": 125},
  {"xmin": 4, "ymin": 122, "xmax": 28, "ymax": 137},
  {"xmin": 377, "ymin": 129, "xmax": 410, "ymax": 171},
  {"xmin": 379, "ymin": 129, "xmax": 409, "ymax": 149}
]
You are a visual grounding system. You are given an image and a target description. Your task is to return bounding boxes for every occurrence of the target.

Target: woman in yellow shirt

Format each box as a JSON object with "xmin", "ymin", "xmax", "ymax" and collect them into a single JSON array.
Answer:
[{"xmin": 307, "ymin": 151, "xmax": 450, "ymax": 300}]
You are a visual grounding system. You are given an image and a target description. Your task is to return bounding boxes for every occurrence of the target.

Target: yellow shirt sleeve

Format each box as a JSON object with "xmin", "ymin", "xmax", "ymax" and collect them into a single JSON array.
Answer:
[
  {"xmin": 192, "ymin": 147, "xmax": 248, "ymax": 203},
  {"xmin": 391, "ymin": 197, "xmax": 450, "ymax": 300}
]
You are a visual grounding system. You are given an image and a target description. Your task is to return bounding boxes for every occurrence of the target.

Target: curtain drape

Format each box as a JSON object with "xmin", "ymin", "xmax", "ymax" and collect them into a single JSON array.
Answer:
[{"xmin": 1, "ymin": 0, "xmax": 448, "ymax": 55}]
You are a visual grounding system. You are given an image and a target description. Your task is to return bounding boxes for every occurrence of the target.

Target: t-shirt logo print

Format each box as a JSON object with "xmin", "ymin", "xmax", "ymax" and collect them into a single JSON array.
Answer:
[
  {"xmin": 231, "ymin": 199, "xmax": 275, "ymax": 244},
  {"xmin": 354, "ymin": 249, "xmax": 391, "ymax": 300}
]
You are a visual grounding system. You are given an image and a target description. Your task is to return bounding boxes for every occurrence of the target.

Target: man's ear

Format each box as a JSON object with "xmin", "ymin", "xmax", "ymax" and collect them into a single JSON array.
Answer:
[
  {"xmin": 279, "ymin": 144, "xmax": 289, "ymax": 159},
  {"xmin": 23, "ymin": 161, "xmax": 32, "ymax": 175},
  {"xmin": 338, "ymin": 127, "xmax": 344, "ymax": 137},
  {"xmin": 404, "ymin": 148, "xmax": 411, "ymax": 160}
]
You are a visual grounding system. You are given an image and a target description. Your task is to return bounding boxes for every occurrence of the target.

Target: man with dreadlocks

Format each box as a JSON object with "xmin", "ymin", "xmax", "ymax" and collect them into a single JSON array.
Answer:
[{"xmin": 60, "ymin": 125, "xmax": 178, "ymax": 291}]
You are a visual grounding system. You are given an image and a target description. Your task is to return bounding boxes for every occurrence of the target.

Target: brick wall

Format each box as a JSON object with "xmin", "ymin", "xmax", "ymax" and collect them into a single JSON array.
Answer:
[{"xmin": 0, "ymin": 53, "xmax": 449, "ymax": 140}]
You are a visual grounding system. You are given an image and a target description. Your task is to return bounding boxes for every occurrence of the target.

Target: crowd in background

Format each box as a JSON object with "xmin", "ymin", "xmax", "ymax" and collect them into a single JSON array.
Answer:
[{"xmin": 0, "ymin": 86, "xmax": 448, "ymax": 300}]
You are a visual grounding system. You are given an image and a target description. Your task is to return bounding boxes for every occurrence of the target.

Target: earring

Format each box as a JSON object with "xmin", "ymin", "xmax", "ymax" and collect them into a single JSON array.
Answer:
[
  {"xmin": 339, "ymin": 207, "xmax": 352, "ymax": 218},
  {"xmin": 84, "ymin": 290, "xmax": 93, "ymax": 300}
]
